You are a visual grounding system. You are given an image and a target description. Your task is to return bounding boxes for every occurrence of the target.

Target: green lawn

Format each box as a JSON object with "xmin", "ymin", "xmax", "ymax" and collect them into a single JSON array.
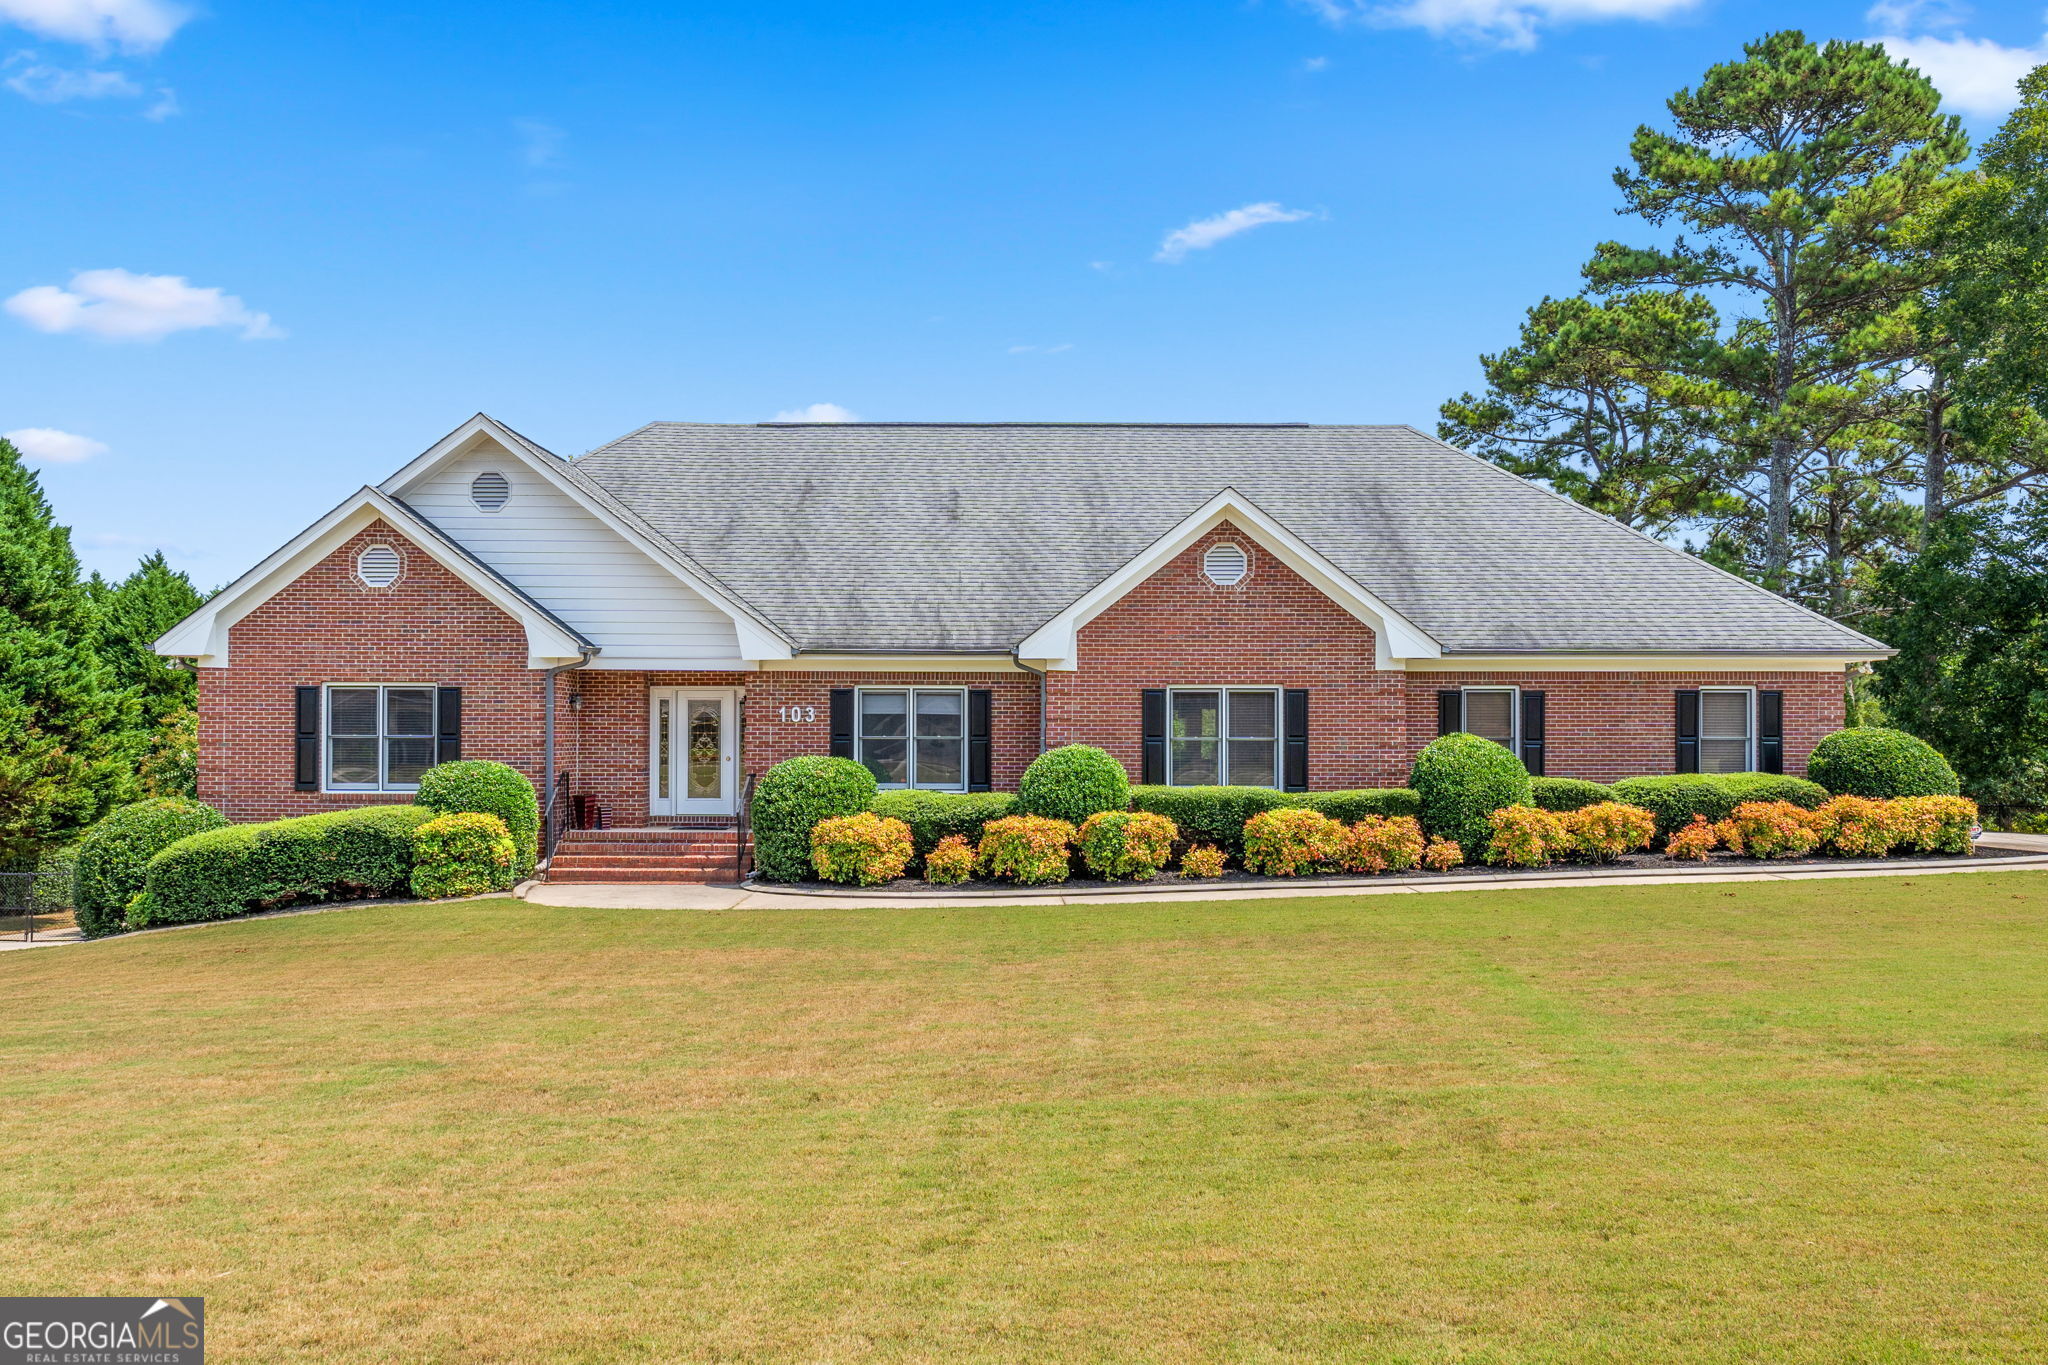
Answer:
[{"xmin": 7, "ymin": 876, "xmax": 2048, "ymax": 1363}]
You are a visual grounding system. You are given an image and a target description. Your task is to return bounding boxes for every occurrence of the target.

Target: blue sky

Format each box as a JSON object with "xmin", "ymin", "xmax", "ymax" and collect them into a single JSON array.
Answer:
[{"xmin": 3, "ymin": 0, "xmax": 2042, "ymax": 583}]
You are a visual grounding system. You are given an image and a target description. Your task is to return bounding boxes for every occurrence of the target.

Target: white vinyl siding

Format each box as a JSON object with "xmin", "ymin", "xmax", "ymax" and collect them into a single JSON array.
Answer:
[
  {"xmin": 1461, "ymin": 687, "xmax": 1518, "ymax": 750},
  {"xmin": 1699, "ymin": 688, "xmax": 1754, "ymax": 774},
  {"xmin": 1167, "ymin": 688, "xmax": 1280, "ymax": 788},
  {"xmin": 401, "ymin": 447, "xmax": 742, "ymax": 668}
]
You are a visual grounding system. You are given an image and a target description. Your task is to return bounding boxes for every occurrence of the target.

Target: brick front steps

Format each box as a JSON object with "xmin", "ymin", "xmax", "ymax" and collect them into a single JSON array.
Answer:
[{"xmin": 545, "ymin": 828, "xmax": 750, "ymax": 885}]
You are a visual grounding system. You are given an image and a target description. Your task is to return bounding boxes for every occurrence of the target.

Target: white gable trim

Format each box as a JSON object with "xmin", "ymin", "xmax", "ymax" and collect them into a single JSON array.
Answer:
[
  {"xmin": 1016, "ymin": 489, "xmax": 1442, "ymax": 671},
  {"xmin": 382, "ymin": 414, "xmax": 793, "ymax": 661},
  {"xmin": 154, "ymin": 487, "xmax": 593, "ymax": 669}
]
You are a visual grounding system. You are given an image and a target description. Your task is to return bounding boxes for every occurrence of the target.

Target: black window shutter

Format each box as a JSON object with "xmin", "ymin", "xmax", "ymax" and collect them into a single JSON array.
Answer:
[
  {"xmin": 1437, "ymin": 689, "xmax": 1461, "ymax": 736},
  {"xmin": 967, "ymin": 689, "xmax": 993, "ymax": 792},
  {"xmin": 1283, "ymin": 689, "xmax": 1309, "ymax": 792},
  {"xmin": 1675, "ymin": 690, "xmax": 1700, "ymax": 773},
  {"xmin": 295, "ymin": 686, "xmax": 321, "ymax": 791},
  {"xmin": 1520, "ymin": 691, "xmax": 1546, "ymax": 776},
  {"xmin": 829, "ymin": 689, "xmax": 856, "ymax": 759},
  {"xmin": 1757, "ymin": 690, "xmax": 1784, "ymax": 774},
  {"xmin": 436, "ymin": 687, "xmax": 462, "ymax": 765},
  {"xmin": 1141, "ymin": 689, "xmax": 1167, "ymax": 785}
]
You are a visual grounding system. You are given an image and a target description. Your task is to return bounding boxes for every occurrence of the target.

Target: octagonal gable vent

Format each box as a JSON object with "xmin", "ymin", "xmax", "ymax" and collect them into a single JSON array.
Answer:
[
  {"xmin": 356, "ymin": 545, "xmax": 401, "ymax": 588},
  {"xmin": 470, "ymin": 470, "xmax": 511, "ymax": 512},
  {"xmin": 1202, "ymin": 542, "xmax": 1249, "ymax": 586}
]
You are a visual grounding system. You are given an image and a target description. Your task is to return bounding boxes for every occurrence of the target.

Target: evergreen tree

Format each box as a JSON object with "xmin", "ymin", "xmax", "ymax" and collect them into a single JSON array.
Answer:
[
  {"xmin": 1438, "ymin": 290, "xmax": 1733, "ymax": 536},
  {"xmin": 90, "ymin": 550, "xmax": 206, "ymax": 725},
  {"xmin": 0, "ymin": 438, "xmax": 137, "ymax": 858},
  {"xmin": 1585, "ymin": 31, "xmax": 1969, "ymax": 596}
]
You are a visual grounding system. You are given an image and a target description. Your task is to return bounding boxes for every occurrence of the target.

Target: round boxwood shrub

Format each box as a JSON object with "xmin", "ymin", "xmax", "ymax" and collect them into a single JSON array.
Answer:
[
  {"xmin": 1807, "ymin": 727, "xmax": 1960, "ymax": 799},
  {"xmin": 1409, "ymin": 733, "xmax": 1531, "ymax": 856},
  {"xmin": 411, "ymin": 812, "xmax": 517, "ymax": 899},
  {"xmin": 751, "ymin": 756, "xmax": 878, "ymax": 883},
  {"xmin": 417, "ymin": 761, "xmax": 541, "ymax": 877},
  {"xmin": 73, "ymin": 798, "xmax": 228, "ymax": 937},
  {"xmin": 1017, "ymin": 745, "xmax": 1131, "ymax": 826}
]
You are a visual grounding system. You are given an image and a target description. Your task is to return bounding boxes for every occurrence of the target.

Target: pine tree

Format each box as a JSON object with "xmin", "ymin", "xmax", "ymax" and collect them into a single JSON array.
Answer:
[
  {"xmin": 0, "ymin": 438, "xmax": 137, "ymax": 858},
  {"xmin": 1585, "ymin": 31, "xmax": 1969, "ymax": 595},
  {"xmin": 89, "ymin": 551, "xmax": 209, "ymax": 800}
]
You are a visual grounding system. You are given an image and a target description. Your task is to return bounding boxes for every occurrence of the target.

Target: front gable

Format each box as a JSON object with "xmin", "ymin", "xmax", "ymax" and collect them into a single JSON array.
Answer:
[{"xmin": 1017, "ymin": 489, "xmax": 1440, "ymax": 670}]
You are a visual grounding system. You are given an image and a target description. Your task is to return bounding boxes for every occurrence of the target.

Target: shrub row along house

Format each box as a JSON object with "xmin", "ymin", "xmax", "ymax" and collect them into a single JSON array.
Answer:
[{"xmin": 156, "ymin": 415, "xmax": 1890, "ymax": 881}]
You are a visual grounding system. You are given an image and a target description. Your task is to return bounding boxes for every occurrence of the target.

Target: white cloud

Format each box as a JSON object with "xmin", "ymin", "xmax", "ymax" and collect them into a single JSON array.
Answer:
[
  {"xmin": 514, "ymin": 117, "xmax": 565, "ymax": 168},
  {"xmin": 1302, "ymin": 55, "xmax": 1330, "ymax": 70},
  {"xmin": 5, "ymin": 426, "xmax": 107, "ymax": 463},
  {"xmin": 1154, "ymin": 202, "xmax": 1315, "ymax": 263},
  {"xmin": 140, "ymin": 83, "xmax": 174, "ymax": 118},
  {"xmin": 1298, "ymin": 0, "xmax": 1702, "ymax": 51},
  {"xmin": 5, "ymin": 58, "xmax": 136, "ymax": 100},
  {"xmin": 0, "ymin": 0, "xmax": 189, "ymax": 52},
  {"xmin": 1867, "ymin": 3, "xmax": 2048, "ymax": 119},
  {"xmin": 5, "ymin": 269, "xmax": 283, "ymax": 341},
  {"xmin": 770, "ymin": 402, "xmax": 858, "ymax": 423}
]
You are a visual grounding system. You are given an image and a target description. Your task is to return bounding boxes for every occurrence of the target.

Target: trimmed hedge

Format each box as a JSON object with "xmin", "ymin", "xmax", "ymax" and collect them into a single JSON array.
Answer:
[
  {"xmin": 1715, "ymin": 773, "xmax": 1829, "ymax": 809},
  {"xmin": 752, "ymin": 756, "xmax": 877, "ymax": 882},
  {"xmin": 870, "ymin": 790, "xmax": 1017, "ymax": 868},
  {"xmin": 1530, "ymin": 777, "xmax": 1613, "ymax": 812},
  {"xmin": 1130, "ymin": 786, "xmax": 1299, "ymax": 859},
  {"xmin": 32, "ymin": 842, "xmax": 79, "ymax": 916},
  {"xmin": 1609, "ymin": 776, "xmax": 1735, "ymax": 837},
  {"xmin": 1609, "ymin": 773, "xmax": 1831, "ymax": 837},
  {"xmin": 1125, "ymin": 786, "xmax": 1420, "ymax": 859},
  {"xmin": 1294, "ymin": 788, "xmax": 1422, "ymax": 822},
  {"xmin": 417, "ymin": 761, "xmax": 540, "ymax": 877},
  {"xmin": 411, "ymin": 812, "xmax": 517, "ymax": 899},
  {"xmin": 134, "ymin": 805, "xmax": 439, "ymax": 929},
  {"xmin": 1410, "ymin": 733, "xmax": 1531, "ymax": 855},
  {"xmin": 1808, "ymin": 727, "xmax": 1961, "ymax": 799},
  {"xmin": 74, "ymin": 798, "xmax": 229, "ymax": 937},
  {"xmin": 1076, "ymin": 809, "xmax": 1177, "ymax": 881},
  {"xmin": 1017, "ymin": 745, "xmax": 1131, "ymax": 826}
]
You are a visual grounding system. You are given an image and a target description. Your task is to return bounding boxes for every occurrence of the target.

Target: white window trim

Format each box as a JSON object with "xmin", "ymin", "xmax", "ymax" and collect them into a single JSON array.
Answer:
[
  {"xmin": 1165, "ymin": 686, "xmax": 1284, "ymax": 789},
  {"xmin": 1460, "ymin": 685, "xmax": 1520, "ymax": 753},
  {"xmin": 323, "ymin": 682, "xmax": 438, "ymax": 794},
  {"xmin": 1697, "ymin": 685, "xmax": 1757, "ymax": 774},
  {"xmin": 855, "ymin": 686, "xmax": 970, "ymax": 792}
]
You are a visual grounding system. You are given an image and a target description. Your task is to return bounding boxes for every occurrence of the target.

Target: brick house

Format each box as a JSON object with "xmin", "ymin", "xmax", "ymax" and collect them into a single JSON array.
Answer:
[{"xmin": 157, "ymin": 414, "xmax": 1888, "ymax": 876}]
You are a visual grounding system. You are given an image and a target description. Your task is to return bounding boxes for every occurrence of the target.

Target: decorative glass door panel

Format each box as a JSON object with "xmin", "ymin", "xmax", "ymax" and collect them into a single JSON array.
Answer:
[{"xmin": 649, "ymin": 688, "xmax": 737, "ymax": 815}]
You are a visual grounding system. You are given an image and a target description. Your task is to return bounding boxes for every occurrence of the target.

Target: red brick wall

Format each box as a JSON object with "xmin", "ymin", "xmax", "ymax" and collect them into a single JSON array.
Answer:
[
  {"xmin": 198, "ymin": 517, "xmax": 1849, "ymax": 824},
  {"xmin": 199, "ymin": 521, "xmax": 548, "ymax": 821},
  {"xmin": 1405, "ymin": 672, "xmax": 1843, "ymax": 783},
  {"xmin": 1047, "ymin": 524, "xmax": 1410, "ymax": 786},
  {"xmin": 564, "ymin": 669, "xmax": 1039, "ymax": 825}
]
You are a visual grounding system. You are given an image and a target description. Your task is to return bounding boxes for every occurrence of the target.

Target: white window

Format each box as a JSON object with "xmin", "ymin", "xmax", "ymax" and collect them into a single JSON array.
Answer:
[
  {"xmin": 1699, "ymin": 688, "xmax": 1754, "ymax": 774},
  {"xmin": 1168, "ymin": 687, "xmax": 1280, "ymax": 787},
  {"xmin": 857, "ymin": 687, "xmax": 967, "ymax": 791},
  {"xmin": 326, "ymin": 684, "xmax": 436, "ymax": 792},
  {"xmin": 1460, "ymin": 687, "xmax": 1518, "ymax": 750}
]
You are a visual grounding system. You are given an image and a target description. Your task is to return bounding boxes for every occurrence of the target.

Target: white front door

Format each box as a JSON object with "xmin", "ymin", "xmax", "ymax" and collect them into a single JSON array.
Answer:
[{"xmin": 648, "ymin": 688, "xmax": 738, "ymax": 816}]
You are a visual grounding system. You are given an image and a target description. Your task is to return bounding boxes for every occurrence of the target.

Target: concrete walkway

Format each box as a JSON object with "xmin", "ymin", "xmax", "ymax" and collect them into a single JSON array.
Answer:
[{"xmin": 517, "ymin": 833, "xmax": 2048, "ymax": 911}]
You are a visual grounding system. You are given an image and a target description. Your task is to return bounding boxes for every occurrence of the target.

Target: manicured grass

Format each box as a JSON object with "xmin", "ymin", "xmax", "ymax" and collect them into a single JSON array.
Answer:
[{"xmin": 7, "ymin": 875, "xmax": 2048, "ymax": 1362}]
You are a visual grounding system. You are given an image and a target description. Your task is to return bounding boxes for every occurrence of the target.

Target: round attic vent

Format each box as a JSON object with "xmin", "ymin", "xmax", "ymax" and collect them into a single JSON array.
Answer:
[
  {"xmin": 1203, "ymin": 542, "xmax": 1249, "ymax": 586},
  {"xmin": 356, "ymin": 544, "xmax": 401, "ymax": 588},
  {"xmin": 470, "ymin": 470, "xmax": 511, "ymax": 512}
]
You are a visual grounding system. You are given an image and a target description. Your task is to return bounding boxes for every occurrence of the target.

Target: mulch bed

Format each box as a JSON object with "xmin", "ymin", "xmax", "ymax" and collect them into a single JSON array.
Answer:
[{"xmin": 750, "ymin": 844, "xmax": 2043, "ymax": 897}]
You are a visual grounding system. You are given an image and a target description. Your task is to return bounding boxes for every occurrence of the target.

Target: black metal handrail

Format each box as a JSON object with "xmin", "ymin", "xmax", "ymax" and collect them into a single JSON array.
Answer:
[
  {"xmin": 543, "ymin": 770, "xmax": 572, "ymax": 863},
  {"xmin": 735, "ymin": 771, "xmax": 757, "ymax": 877}
]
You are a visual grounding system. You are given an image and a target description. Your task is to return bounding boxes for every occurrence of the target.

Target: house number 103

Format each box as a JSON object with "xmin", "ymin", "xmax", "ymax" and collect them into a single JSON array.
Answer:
[{"xmin": 777, "ymin": 705, "xmax": 819, "ymax": 723}]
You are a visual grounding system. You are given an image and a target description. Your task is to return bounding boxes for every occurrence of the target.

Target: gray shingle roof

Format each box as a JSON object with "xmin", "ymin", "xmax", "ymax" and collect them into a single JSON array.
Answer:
[{"xmin": 569, "ymin": 423, "xmax": 1885, "ymax": 657}]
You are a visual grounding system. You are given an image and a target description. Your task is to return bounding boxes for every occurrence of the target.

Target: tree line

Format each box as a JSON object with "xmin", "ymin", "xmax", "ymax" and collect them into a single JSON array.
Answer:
[
  {"xmin": 0, "ymin": 437, "xmax": 208, "ymax": 863},
  {"xmin": 1443, "ymin": 32, "xmax": 2048, "ymax": 814}
]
